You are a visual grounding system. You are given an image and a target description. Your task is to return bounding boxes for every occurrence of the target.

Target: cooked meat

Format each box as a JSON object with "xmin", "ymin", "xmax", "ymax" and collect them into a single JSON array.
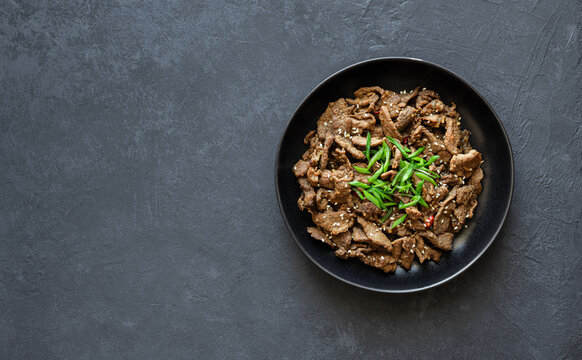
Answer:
[
  {"xmin": 398, "ymin": 87, "xmax": 420, "ymax": 104},
  {"xmin": 312, "ymin": 209, "xmax": 355, "ymax": 235},
  {"xmin": 357, "ymin": 217, "xmax": 393, "ymax": 251},
  {"xmin": 334, "ymin": 136, "xmax": 366, "ymax": 160},
  {"xmin": 394, "ymin": 105, "xmax": 418, "ymax": 130},
  {"xmin": 331, "ymin": 231, "xmax": 352, "ymax": 249},
  {"xmin": 307, "ymin": 226, "xmax": 335, "ymax": 247},
  {"xmin": 444, "ymin": 117, "xmax": 461, "ymax": 155},
  {"xmin": 379, "ymin": 106, "xmax": 403, "ymax": 140},
  {"xmin": 297, "ymin": 178, "xmax": 316, "ymax": 210},
  {"xmin": 351, "ymin": 135, "xmax": 384, "ymax": 147},
  {"xmin": 449, "ymin": 149, "xmax": 482, "ymax": 177},
  {"xmin": 293, "ymin": 160, "xmax": 310, "ymax": 177},
  {"xmin": 293, "ymin": 86, "xmax": 483, "ymax": 273},
  {"xmin": 405, "ymin": 206, "xmax": 423, "ymax": 220},
  {"xmin": 319, "ymin": 133, "xmax": 335, "ymax": 168},
  {"xmin": 419, "ymin": 114, "xmax": 446, "ymax": 128},
  {"xmin": 420, "ymin": 99, "xmax": 445, "ymax": 115},
  {"xmin": 414, "ymin": 236, "xmax": 442, "ymax": 263},
  {"xmin": 418, "ymin": 231, "xmax": 454, "ymax": 251}
]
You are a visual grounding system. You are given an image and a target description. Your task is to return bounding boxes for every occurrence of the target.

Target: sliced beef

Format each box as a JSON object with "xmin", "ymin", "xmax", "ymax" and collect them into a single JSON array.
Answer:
[
  {"xmin": 405, "ymin": 206, "xmax": 423, "ymax": 220},
  {"xmin": 303, "ymin": 130, "xmax": 316, "ymax": 145},
  {"xmin": 380, "ymin": 169, "xmax": 398, "ymax": 180},
  {"xmin": 296, "ymin": 86, "xmax": 483, "ymax": 274},
  {"xmin": 357, "ymin": 201, "xmax": 383, "ymax": 221},
  {"xmin": 351, "ymin": 135, "xmax": 384, "ymax": 147},
  {"xmin": 420, "ymin": 99, "xmax": 445, "ymax": 115},
  {"xmin": 318, "ymin": 170, "xmax": 334, "ymax": 189},
  {"xmin": 356, "ymin": 217, "xmax": 393, "ymax": 251},
  {"xmin": 354, "ymin": 86, "xmax": 384, "ymax": 97},
  {"xmin": 319, "ymin": 133, "xmax": 335, "ymax": 168},
  {"xmin": 351, "ymin": 226, "xmax": 369, "ymax": 243},
  {"xmin": 379, "ymin": 106, "xmax": 403, "ymax": 140},
  {"xmin": 297, "ymin": 178, "xmax": 316, "ymax": 210},
  {"xmin": 312, "ymin": 209, "xmax": 355, "ymax": 235},
  {"xmin": 307, "ymin": 227, "xmax": 334, "ymax": 247},
  {"xmin": 398, "ymin": 87, "xmax": 420, "ymax": 104},
  {"xmin": 392, "ymin": 236, "xmax": 416, "ymax": 270},
  {"xmin": 449, "ymin": 150, "xmax": 482, "ymax": 177},
  {"xmin": 315, "ymin": 188, "xmax": 329, "ymax": 211},
  {"xmin": 394, "ymin": 105, "xmax": 418, "ymax": 130},
  {"xmin": 306, "ymin": 167, "xmax": 320, "ymax": 186},
  {"xmin": 293, "ymin": 160, "xmax": 310, "ymax": 177},
  {"xmin": 444, "ymin": 117, "xmax": 460, "ymax": 155},
  {"xmin": 415, "ymin": 89, "xmax": 439, "ymax": 109},
  {"xmin": 418, "ymin": 231, "xmax": 453, "ymax": 251},
  {"xmin": 331, "ymin": 231, "xmax": 352, "ymax": 249},
  {"xmin": 334, "ymin": 136, "xmax": 365, "ymax": 160},
  {"xmin": 419, "ymin": 114, "xmax": 446, "ymax": 128}
]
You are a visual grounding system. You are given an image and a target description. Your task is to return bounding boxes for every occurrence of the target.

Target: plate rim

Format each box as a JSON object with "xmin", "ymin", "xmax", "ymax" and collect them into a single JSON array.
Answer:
[{"xmin": 274, "ymin": 56, "xmax": 515, "ymax": 293}]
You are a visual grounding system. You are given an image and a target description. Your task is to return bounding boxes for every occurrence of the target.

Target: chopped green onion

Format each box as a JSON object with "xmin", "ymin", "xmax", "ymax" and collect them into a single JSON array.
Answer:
[
  {"xmin": 367, "ymin": 146, "xmax": 385, "ymax": 170},
  {"xmin": 352, "ymin": 188, "xmax": 364, "ymax": 200},
  {"xmin": 353, "ymin": 166, "xmax": 371, "ymax": 174},
  {"xmin": 380, "ymin": 212, "xmax": 391, "ymax": 223},
  {"xmin": 387, "ymin": 136, "xmax": 410, "ymax": 154},
  {"xmin": 365, "ymin": 132, "xmax": 371, "ymax": 161},
  {"xmin": 415, "ymin": 180, "xmax": 424, "ymax": 195},
  {"xmin": 348, "ymin": 181, "xmax": 370, "ymax": 189},
  {"xmin": 390, "ymin": 214, "xmax": 407, "ymax": 229},
  {"xmin": 399, "ymin": 195, "xmax": 420, "ymax": 209},
  {"xmin": 415, "ymin": 172, "xmax": 437, "ymax": 186},
  {"xmin": 401, "ymin": 166, "xmax": 414, "ymax": 183},
  {"xmin": 362, "ymin": 189, "xmax": 381, "ymax": 208},
  {"xmin": 407, "ymin": 146, "xmax": 425, "ymax": 158},
  {"xmin": 368, "ymin": 166, "xmax": 384, "ymax": 182},
  {"xmin": 416, "ymin": 167, "xmax": 440, "ymax": 178},
  {"xmin": 424, "ymin": 155, "xmax": 439, "ymax": 166}
]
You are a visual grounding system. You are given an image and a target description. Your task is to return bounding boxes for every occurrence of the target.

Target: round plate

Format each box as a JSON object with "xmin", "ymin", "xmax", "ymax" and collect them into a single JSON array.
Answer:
[{"xmin": 275, "ymin": 57, "xmax": 514, "ymax": 293}]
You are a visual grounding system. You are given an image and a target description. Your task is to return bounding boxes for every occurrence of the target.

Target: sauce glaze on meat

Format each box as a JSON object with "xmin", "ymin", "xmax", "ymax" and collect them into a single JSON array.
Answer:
[{"xmin": 293, "ymin": 86, "xmax": 483, "ymax": 272}]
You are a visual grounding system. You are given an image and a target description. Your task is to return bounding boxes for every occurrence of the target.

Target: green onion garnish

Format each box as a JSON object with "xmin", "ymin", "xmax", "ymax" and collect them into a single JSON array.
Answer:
[
  {"xmin": 390, "ymin": 214, "xmax": 407, "ymax": 229},
  {"xmin": 350, "ymin": 135, "xmax": 439, "ymax": 215}
]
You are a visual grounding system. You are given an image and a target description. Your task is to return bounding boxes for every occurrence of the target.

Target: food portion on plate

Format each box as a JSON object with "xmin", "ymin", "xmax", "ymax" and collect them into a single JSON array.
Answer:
[{"xmin": 293, "ymin": 86, "xmax": 483, "ymax": 273}]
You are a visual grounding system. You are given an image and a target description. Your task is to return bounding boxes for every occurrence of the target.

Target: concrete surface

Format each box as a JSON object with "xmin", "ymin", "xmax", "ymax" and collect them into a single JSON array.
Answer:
[{"xmin": 1, "ymin": 0, "xmax": 580, "ymax": 359}]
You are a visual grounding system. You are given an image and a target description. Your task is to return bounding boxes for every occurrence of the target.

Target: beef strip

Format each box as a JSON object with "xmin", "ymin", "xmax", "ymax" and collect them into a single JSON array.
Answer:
[
  {"xmin": 449, "ymin": 149, "xmax": 482, "ymax": 177},
  {"xmin": 307, "ymin": 227, "xmax": 335, "ymax": 247},
  {"xmin": 414, "ymin": 236, "xmax": 442, "ymax": 263},
  {"xmin": 444, "ymin": 117, "xmax": 461, "ymax": 155},
  {"xmin": 351, "ymin": 135, "xmax": 384, "ymax": 147},
  {"xmin": 356, "ymin": 217, "xmax": 393, "ymax": 251},
  {"xmin": 303, "ymin": 130, "xmax": 316, "ymax": 145},
  {"xmin": 420, "ymin": 99, "xmax": 445, "ymax": 115},
  {"xmin": 418, "ymin": 231, "xmax": 453, "ymax": 251},
  {"xmin": 312, "ymin": 209, "xmax": 355, "ymax": 235},
  {"xmin": 331, "ymin": 231, "xmax": 352, "ymax": 249},
  {"xmin": 392, "ymin": 236, "xmax": 416, "ymax": 270},
  {"xmin": 354, "ymin": 86, "xmax": 384, "ymax": 97},
  {"xmin": 319, "ymin": 133, "xmax": 335, "ymax": 168},
  {"xmin": 394, "ymin": 105, "xmax": 418, "ymax": 130},
  {"xmin": 297, "ymin": 178, "xmax": 316, "ymax": 210},
  {"xmin": 334, "ymin": 136, "xmax": 366, "ymax": 160},
  {"xmin": 379, "ymin": 106, "xmax": 403, "ymax": 140},
  {"xmin": 293, "ymin": 160, "xmax": 310, "ymax": 177}
]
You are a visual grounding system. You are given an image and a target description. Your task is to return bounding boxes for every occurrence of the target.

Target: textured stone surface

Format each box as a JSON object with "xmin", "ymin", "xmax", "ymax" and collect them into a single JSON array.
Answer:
[{"xmin": 1, "ymin": 0, "xmax": 580, "ymax": 359}]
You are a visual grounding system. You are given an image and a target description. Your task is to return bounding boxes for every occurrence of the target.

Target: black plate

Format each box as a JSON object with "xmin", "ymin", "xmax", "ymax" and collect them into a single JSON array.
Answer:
[{"xmin": 275, "ymin": 57, "xmax": 514, "ymax": 293}]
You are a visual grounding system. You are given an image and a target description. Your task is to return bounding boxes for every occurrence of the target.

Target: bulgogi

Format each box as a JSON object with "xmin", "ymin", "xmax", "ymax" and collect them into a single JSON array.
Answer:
[{"xmin": 293, "ymin": 86, "xmax": 483, "ymax": 273}]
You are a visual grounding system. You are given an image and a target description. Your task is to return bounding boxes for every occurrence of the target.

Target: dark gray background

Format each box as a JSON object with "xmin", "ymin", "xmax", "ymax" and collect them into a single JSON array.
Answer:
[{"xmin": 1, "ymin": 0, "xmax": 580, "ymax": 359}]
